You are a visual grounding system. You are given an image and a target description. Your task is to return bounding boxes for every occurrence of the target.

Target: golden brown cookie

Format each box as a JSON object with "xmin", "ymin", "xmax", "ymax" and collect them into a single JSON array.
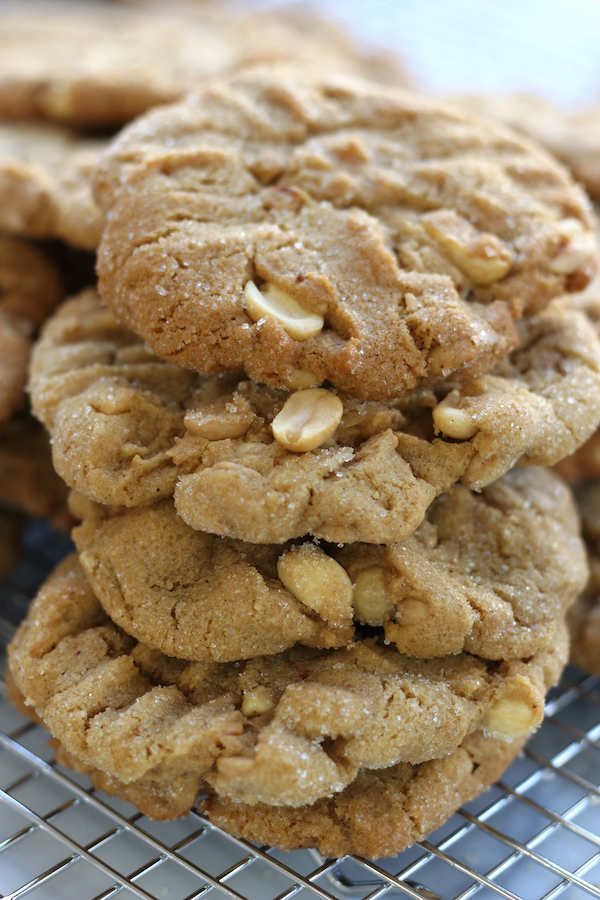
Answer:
[
  {"xmin": 0, "ymin": 237, "xmax": 62, "ymax": 424},
  {"xmin": 433, "ymin": 296, "xmax": 600, "ymax": 489},
  {"xmin": 73, "ymin": 498, "xmax": 356, "ymax": 661},
  {"xmin": 450, "ymin": 94, "xmax": 600, "ymax": 201},
  {"xmin": 0, "ymin": 2, "xmax": 409, "ymax": 130},
  {"xmin": 567, "ymin": 479, "xmax": 600, "ymax": 676},
  {"xmin": 0, "ymin": 123, "xmax": 105, "ymax": 250},
  {"xmin": 71, "ymin": 467, "xmax": 585, "ymax": 663},
  {"xmin": 50, "ymin": 730, "xmax": 523, "ymax": 857},
  {"xmin": 94, "ymin": 68, "xmax": 595, "ymax": 401},
  {"xmin": 0, "ymin": 414, "xmax": 71, "ymax": 530},
  {"xmin": 553, "ymin": 288, "xmax": 600, "ymax": 482},
  {"xmin": 204, "ymin": 730, "xmax": 525, "ymax": 858},
  {"xmin": 339, "ymin": 467, "xmax": 587, "ymax": 660},
  {"xmin": 30, "ymin": 290, "xmax": 600, "ymax": 543},
  {"xmin": 8, "ymin": 553, "xmax": 564, "ymax": 810}
]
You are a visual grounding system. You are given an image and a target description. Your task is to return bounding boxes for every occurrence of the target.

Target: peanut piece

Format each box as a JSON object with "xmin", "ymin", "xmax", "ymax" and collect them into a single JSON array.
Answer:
[
  {"xmin": 397, "ymin": 598, "xmax": 430, "ymax": 626},
  {"xmin": 277, "ymin": 544, "xmax": 353, "ymax": 628},
  {"xmin": 483, "ymin": 698, "xmax": 537, "ymax": 741},
  {"xmin": 79, "ymin": 551, "xmax": 99, "ymax": 574},
  {"xmin": 241, "ymin": 686, "xmax": 275, "ymax": 718},
  {"xmin": 283, "ymin": 369, "xmax": 321, "ymax": 390},
  {"xmin": 272, "ymin": 388, "xmax": 343, "ymax": 452},
  {"xmin": 216, "ymin": 756, "xmax": 254, "ymax": 776},
  {"xmin": 244, "ymin": 280, "xmax": 324, "ymax": 340},
  {"xmin": 423, "ymin": 210, "xmax": 513, "ymax": 285},
  {"xmin": 184, "ymin": 399, "xmax": 255, "ymax": 440},
  {"xmin": 352, "ymin": 567, "xmax": 394, "ymax": 624},
  {"xmin": 548, "ymin": 218, "xmax": 596, "ymax": 274},
  {"xmin": 433, "ymin": 399, "xmax": 478, "ymax": 440}
]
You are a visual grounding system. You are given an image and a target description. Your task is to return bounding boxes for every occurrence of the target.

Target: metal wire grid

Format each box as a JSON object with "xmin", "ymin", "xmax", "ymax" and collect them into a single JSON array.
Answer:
[{"xmin": 0, "ymin": 522, "xmax": 599, "ymax": 900}]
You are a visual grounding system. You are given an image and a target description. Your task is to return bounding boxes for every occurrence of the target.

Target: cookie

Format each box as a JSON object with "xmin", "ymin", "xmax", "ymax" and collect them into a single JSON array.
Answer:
[
  {"xmin": 0, "ymin": 2, "xmax": 409, "ymax": 130},
  {"xmin": 70, "ymin": 467, "xmax": 585, "ymax": 663},
  {"xmin": 8, "ymin": 553, "xmax": 565, "ymax": 809},
  {"xmin": 0, "ymin": 123, "xmax": 105, "ymax": 250},
  {"xmin": 450, "ymin": 94, "xmax": 600, "ymax": 201},
  {"xmin": 30, "ymin": 290, "xmax": 600, "ymax": 543},
  {"xmin": 49, "ymin": 730, "xmax": 523, "ymax": 858},
  {"xmin": 0, "ymin": 237, "xmax": 62, "ymax": 424},
  {"xmin": 553, "ymin": 289, "xmax": 600, "ymax": 482},
  {"xmin": 567, "ymin": 480, "xmax": 600, "ymax": 676},
  {"xmin": 204, "ymin": 730, "xmax": 524, "ymax": 858},
  {"xmin": 73, "ymin": 498, "xmax": 356, "ymax": 661},
  {"xmin": 339, "ymin": 467, "xmax": 587, "ymax": 660},
  {"xmin": 94, "ymin": 68, "xmax": 595, "ymax": 401},
  {"xmin": 29, "ymin": 290, "xmax": 469, "ymax": 545},
  {"xmin": 0, "ymin": 414, "xmax": 71, "ymax": 530}
]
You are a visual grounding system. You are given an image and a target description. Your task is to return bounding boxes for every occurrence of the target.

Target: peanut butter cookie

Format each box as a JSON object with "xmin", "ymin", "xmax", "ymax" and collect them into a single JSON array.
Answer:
[
  {"xmin": 554, "ymin": 288, "xmax": 600, "ymax": 482},
  {"xmin": 341, "ymin": 467, "xmax": 587, "ymax": 660},
  {"xmin": 0, "ymin": 237, "xmax": 62, "ymax": 424},
  {"xmin": 95, "ymin": 68, "xmax": 595, "ymax": 400},
  {"xmin": 451, "ymin": 94, "xmax": 600, "ymax": 201},
  {"xmin": 567, "ymin": 479, "xmax": 600, "ymax": 676},
  {"xmin": 8, "ymin": 554, "xmax": 565, "ymax": 810},
  {"xmin": 0, "ymin": 123, "xmax": 104, "ymax": 250},
  {"xmin": 0, "ymin": 2, "xmax": 409, "ymax": 130},
  {"xmin": 4, "ymin": 670, "xmax": 527, "ymax": 857},
  {"xmin": 71, "ymin": 467, "xmax": 585, "ymax": 664},
  {"xmin": 30, "ymin": 290, "xmax": 600, "ymax": 543},
  {"xmin": 49, "ymin": 730, "xmax": 523, "ymax": 857}
]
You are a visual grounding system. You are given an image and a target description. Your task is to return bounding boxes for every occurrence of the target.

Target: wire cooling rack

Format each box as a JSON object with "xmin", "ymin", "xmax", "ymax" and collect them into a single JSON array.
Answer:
[{"xmin": 0, "ymin": 519, "xmax": 600, "ymax": 900}]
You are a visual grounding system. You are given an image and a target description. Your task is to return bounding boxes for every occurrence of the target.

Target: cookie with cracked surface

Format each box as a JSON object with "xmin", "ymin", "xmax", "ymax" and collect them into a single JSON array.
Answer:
[
  {"xmin": 71, "ymin": 467, "xmax": 585, "ymax": 663},
  {"xmin": 0, "ymin": 414, "xmax": 71, "ymax": 530},
  {"xmin": 48, "ymin": 731, "xmax": 522, "ymax": 856},
  {"xmin": 94, "ymin": 68, "xmax": 595, "ymax": 401},
  {"xmin": 0, "ymin": 237, "xmax": 62, "ymax": 424},
  {"xmin": 31, "ymin": 290, "xmax": 600, "ymax": 543},
  {"xmin": 0, "ymin": 2, "xmax": 409, "ymax": 130},
  {"xmin": 339, "ymin": 467, "xmax": 587, "ymax": 659},
  {"xmin": 73, "ymin": 498, "xmax": 356, "ymax": 661},
  {"xmin": 450, "ymin": 93, "xmax": 600, "ymax": 202},
  {"xmin": 30, "ymin": 290, "xmax": 471, "ymax": 545},
  {"xmin": 204, "ymin": 729, "xmax": 525, "ymax": 857},
  {"xmin": 8, "ymin": 553, "xmax": 565, "ymax": 809},
  {"xmin": 0, "ymin": 123, "xmax": 105, "ymax": 250},
  {"xmin": 432, "ymin": 296, "xmax": 600, "ymax": 490}
]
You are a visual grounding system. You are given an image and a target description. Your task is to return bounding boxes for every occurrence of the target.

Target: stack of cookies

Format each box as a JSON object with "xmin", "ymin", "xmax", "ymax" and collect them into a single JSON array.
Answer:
[{"xmin": 6, "ymin": 4, "xmax": 600, "ymax": 860}]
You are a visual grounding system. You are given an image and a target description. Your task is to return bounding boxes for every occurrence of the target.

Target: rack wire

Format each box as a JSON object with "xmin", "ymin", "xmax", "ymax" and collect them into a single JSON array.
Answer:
[{"xmin": 1, "ymin": 518, "xmax": 600, "ymax": 900}]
